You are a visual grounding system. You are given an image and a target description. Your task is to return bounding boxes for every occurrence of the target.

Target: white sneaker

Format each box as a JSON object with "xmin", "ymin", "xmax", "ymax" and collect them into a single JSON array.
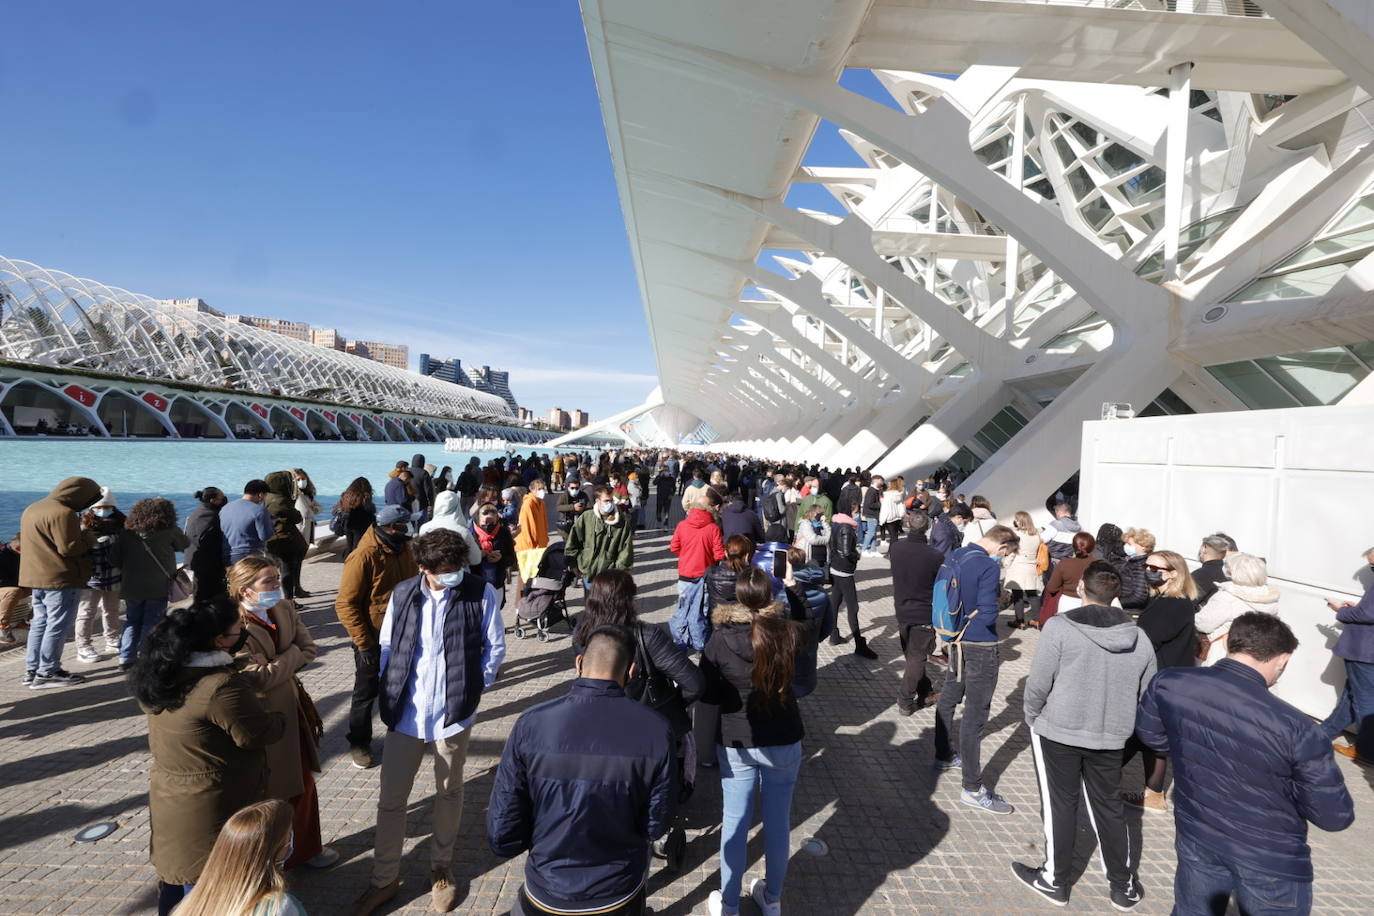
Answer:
[
  {"xmin": 104, "ymin": 639, "xmax": 122, "ymax": 655},
  {"xmin": 76, "ymin": 648, "xmax": 104, "ymax": 664},
  {"xmin": 750, "ymin": 878, "xmax": 782, "ymax": 916},
  {"xmin": 706, "ymin": 889, "xmax": 738, "ymax": 916}
]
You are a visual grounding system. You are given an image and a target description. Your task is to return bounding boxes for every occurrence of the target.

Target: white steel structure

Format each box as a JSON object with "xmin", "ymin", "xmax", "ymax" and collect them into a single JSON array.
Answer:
[
  {"xmin": 574, "ymin": 0, "xmax": 1374, "ymax": 513},
  {"xmin": 0, "ymin": 256, "xmax": 551, "ymax": 443}
]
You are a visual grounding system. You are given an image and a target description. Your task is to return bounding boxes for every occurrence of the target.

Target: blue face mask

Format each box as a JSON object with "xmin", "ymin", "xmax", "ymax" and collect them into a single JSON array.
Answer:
[
  {"xmin": 94, "ymin": 508, "xmax": 114, "ymax": 518},
  {"xmin": 436, "ymin": 570, "xmax": 464, "ymax": 588},
  {"xmin": 253, "ymin": 589, "xmax": 283, "ymax": 610}
]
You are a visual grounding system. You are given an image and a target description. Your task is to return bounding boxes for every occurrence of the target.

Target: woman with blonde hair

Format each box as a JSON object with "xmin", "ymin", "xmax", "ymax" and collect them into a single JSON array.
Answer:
[
  {"xmin": 1122, "ymin": 549, "xmax": 1200, "ymax": 813},
  {"xmin": 1194, "ymin": 553, "xmax": 1279, "ymax": 665},
  {"xmin": 175, "ymin": 800, "xmax": 305, "ymax": 916},
  {"xmin": 227, "ymin": 557, "xmax": 336, "ymax": 871},
  {"xmin": 878, "ymin": 478, "xmax": 906, "ymax": 547},
  {"xmin": 1003, "ymin": 511, "xmax": 1043, "ymax": 629}
]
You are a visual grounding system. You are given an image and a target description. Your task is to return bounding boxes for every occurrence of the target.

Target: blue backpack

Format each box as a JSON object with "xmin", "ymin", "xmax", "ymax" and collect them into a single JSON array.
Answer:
[{"xmin": 932, "ymin": 550, "xmax": 979, "ymax": 644}]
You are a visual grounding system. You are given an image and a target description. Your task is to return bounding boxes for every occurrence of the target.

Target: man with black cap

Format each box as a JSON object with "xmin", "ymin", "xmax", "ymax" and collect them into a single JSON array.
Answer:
[
  {"xmin": 19, "ymin": 476, "xmax": 103, "ymax": 688},
  {"xmin": 336, "ymin": 503, "xmax": 419, "ymax": 768}
]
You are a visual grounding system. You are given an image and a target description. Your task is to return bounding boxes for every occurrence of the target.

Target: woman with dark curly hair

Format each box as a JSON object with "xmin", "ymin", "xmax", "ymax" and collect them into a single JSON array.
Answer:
[
  {"xmin": 333, "ymin": 476, "xmax": 376, "ymax": 557},
  {"xmin": 132, "ymin": 597, "xmax": 284, "ymax": 915},
  {"xmin": 114, "ymin": 497, "xmax": 190, "ymax": 669}
]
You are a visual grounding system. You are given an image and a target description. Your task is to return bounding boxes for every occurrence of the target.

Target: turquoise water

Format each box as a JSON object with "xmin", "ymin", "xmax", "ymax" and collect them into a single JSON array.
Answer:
[{"xmin": 0, "ymin": 440, "xmax": 549, "ymax": 535}]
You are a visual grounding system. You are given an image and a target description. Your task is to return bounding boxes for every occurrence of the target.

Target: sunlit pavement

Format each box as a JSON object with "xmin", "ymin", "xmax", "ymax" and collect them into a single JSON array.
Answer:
[{"xmin": 2, "ymin": 530, "xmax": 1371, "ymax": 914}]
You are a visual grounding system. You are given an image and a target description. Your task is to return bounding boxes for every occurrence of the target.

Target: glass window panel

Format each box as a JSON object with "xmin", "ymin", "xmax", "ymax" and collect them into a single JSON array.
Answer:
[
  {"xmin": 1069, "ymin": 121, "xmax": 1100, "ymax": 147},
  {"xmin": 1275, "ymin": 229, "xmax": 1374, "ymax": 270},
  {"xmin": 1257, "ymin": 348, "xmax": 1369, "ymax": 406},
  {"xmin": 1226, "ymin": 260, "xmax": 1360, "ymax": 302},
  {"xmin": 1080, "ymin": 196, "xmax": 1114, "ymax": 230},
  {"xmin": 1024, "ymin": 156, "xmax": 1043, "ymax": 179},
  {"xmin": 1324, "ymin": 194, "xmax": 1374, "ymax": 235},
  {"xmin": 1348, "ymin": 341, "xmax": 1374, "ymax": 369},
  {"xmin": 1026, "ymin": 178, "xmax": 1056, "ymax": 200},
  {"xmin": 1135, "ymin": 251, "xmax": 1164, "ymax": 278},
  {"xmin": 946, "ymin": 447, "xmax": 981, "ymax": 473},
  {"xmin": 1119, "ymin": 167, "xmax": 1165, "ymax": 205},
  {"xmin": 1096, "ymin": 145, "xmax": 1144, "ymax": 176},
  {"xmin": 945, "ymin": 361, "xmax": 971, "ymax": 378},
  {"xmin": 1206, "ymin": 361, "xmax": 1300, "ymax": 410},
  {"xmin": 1138, "ymin": 207, "xmax": 1166, "ymax": 231},
  {"xmin": 1053, "ymin": 136, "xmax": 1077, "ymax": 167}
]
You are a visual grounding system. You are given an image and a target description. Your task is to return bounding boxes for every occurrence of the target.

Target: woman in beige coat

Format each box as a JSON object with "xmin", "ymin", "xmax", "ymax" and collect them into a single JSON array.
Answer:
[
  {"xmin": 228, "ymin": 556, "xmax": 336, "ymax": 870},
  {"xmin": 1194, "ymin": 553, "xmax": 1281, "ymax": 665}
]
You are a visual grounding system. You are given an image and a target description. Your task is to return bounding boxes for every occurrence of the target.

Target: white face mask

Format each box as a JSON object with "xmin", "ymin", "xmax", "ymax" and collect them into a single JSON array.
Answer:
[{"xmin": 1124, "ymin": 544, "xmax": 1139, "ymax": 557}]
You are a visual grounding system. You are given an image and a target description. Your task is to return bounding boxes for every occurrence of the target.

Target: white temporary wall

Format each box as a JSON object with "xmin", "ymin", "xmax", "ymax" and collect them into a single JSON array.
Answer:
[{"xmin": 1078, "ymin": 404, "xmax": 1374, "ymax": 720}]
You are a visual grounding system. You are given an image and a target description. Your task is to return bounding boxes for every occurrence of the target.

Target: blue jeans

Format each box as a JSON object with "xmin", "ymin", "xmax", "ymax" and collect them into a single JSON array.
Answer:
[
  {"xmin": 1173, "ymin": 831, "xmax": 1312, "ymax": 915},
  {"xmin": 1320, "ymin": 658, "xmax": 1374, "ymax": 741},
  {"xmin": 121, "ymin": 599, "xmax": 168, "ymax": 664},
  {"xmin": 860, "ymin": 518, "xmax": 878, "ymax": 552},
  {"xmin": 718, "ymin": 741, "xmax": 802, "ymax": 910},
  {"xmin": 25, "ymin": 588, "xmax": 79, "ymax": 675}
]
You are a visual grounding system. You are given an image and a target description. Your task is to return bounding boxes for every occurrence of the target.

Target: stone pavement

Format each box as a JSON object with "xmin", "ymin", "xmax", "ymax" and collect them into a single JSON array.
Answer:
[{"xmin": 1, "ymin": 528, "xmax": 1372, "ymax": 915}]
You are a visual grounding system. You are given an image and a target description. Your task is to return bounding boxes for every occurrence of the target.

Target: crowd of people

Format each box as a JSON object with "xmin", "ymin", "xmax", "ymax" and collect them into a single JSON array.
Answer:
[{"xmin": 0, "ymin": 446, "xmax": 1368, "ymax": 915}]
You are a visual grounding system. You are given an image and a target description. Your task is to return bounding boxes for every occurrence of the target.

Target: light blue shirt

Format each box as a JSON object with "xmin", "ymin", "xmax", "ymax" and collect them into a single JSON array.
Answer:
[{"xmin": 378, "ymin": 576, "xmax": 506, "ymax": 741}]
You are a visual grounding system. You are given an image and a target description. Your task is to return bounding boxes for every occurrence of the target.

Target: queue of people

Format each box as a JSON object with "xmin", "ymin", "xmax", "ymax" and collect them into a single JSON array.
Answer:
[{"xmin": 3, "ymin": 447, "xmax": 1369, "ymax": 916}]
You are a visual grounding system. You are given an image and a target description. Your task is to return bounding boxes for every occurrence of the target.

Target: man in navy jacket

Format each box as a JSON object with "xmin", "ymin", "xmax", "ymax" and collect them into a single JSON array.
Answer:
[
  {"xmin": 488, "ymin": 626, "xmax": 676, "ymax": 915},
  {"xmin": 1136, "ymin": 612, "xmax": 1353, "ymax": 915},
  {"xmin": 1321, "ymin": 547, "xmax": 1374, "ymax": 761},
  {"xmin": 933, "ymin": 524, "xmax": 1019, "ymax": 815}
]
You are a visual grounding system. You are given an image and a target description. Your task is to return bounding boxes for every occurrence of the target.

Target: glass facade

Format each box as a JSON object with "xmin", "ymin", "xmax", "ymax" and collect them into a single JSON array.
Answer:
[
  {"xmin": 1226, "ymin": 186, "xmax": 1374, "ymax": 302},
  {"xmin": 1207, "ymin": 342, "xmax": 1373, "ymax": 409}
]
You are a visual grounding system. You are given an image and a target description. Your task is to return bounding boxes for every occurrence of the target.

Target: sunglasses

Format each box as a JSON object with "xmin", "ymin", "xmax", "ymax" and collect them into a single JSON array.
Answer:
[{"xmin": 1144, "ymin": 564, "xmax": 1171, "ymax": 573}]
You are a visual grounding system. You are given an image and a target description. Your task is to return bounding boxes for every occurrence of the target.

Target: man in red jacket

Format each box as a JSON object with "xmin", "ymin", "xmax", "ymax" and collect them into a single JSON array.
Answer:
[{"xmin": 668, "ymin": 489, "xmax": 725, "ymax": 650}]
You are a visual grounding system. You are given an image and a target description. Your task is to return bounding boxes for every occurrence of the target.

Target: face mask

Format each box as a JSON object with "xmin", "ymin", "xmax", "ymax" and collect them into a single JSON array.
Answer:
[
  {"xmin": 94, "ymin": 508, "xmax": 114, "ymax": 518},
  {"xmin": 253, "ymin": 589, "xmax": 283, "ymax": 610},
  {"xmin": 295, "ymin": 479, "xmax": 307, "ymax": 489},
  {"xmin": 596, "ymin": 501, "xmax": 614, "ymax": 515},
  {"xmin": 226, "ymin": 629, "xmax": 250, "ymax": 654},
  {"xmin": 436, "ymin": 570, "xmax": 464, "ymax": 588},
  {"xmin": 568, "ymin": 486, "xmax": 580, "ymax": 493},
  {"xmin": 1124, "ymin": 544, "xmax": 1139, "ymax": 557},
  {"xmin": 1145, "ymin": 570, "xmax": 1166, "ymax": 587}
]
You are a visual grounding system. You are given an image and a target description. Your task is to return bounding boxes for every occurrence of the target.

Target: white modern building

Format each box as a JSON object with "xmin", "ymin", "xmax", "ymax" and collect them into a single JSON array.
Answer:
[{"xmin": 563, "ymin": 0, "xmax": 1374, "ymax": 519}]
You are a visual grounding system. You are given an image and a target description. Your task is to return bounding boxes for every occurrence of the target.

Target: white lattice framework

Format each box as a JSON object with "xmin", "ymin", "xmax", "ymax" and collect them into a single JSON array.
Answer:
[{"xmin": 0, "ymin": 257, "xmax": 513, "ymax": 423}]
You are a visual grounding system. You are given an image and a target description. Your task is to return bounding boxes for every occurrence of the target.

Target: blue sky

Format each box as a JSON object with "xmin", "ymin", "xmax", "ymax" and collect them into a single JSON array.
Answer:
[{"xmin": 0, "ymin": 1, "xmax": 656, "ymax": 420}]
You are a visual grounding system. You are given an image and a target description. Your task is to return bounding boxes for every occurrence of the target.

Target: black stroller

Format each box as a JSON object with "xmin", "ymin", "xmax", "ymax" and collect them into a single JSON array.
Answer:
[{"xmin": 514, "ymin": 541, "xmax": 573, "ymax": 640}]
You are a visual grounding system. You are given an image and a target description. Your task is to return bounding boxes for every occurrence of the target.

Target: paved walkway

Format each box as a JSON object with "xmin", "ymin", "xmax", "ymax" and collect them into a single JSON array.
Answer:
[{"xmin": 1, "ymin": 529, "xmax": 1371, "ymax": 915}]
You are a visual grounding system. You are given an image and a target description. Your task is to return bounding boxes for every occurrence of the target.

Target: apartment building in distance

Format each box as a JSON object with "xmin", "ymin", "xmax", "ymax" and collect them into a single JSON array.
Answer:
[
  {"xmin": 572, "ymin": 409, "xmax": 589, "ymax": 429},
  {"xmin": 547, "ymin": 407, "xmax": 572, "ymax": 431},
  {"xmin": 346, "ymin": 339, "xmax": 409, "ymax": 370}
]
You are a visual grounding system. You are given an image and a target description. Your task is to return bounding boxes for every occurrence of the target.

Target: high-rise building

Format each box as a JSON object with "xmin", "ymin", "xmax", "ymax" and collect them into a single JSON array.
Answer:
[
  {"xmin": 311, "ymin": 327, "xmax": 345, "ymax": 351},
  {"xmin": 517, "ymin": 407, "xmax": 533, "ymax": 422},
  {"xmin": 572, "ymin": 409, "xmax": 589, "ymax": 429},
  {"xmin": 547, "ymin": 407, "xmax": 572, "ymax": 431},
  {"xmin": 418, "ymin": 353, "xmax": 466, "ymax": 385},
  {"xmin": 467, "ymin": 365, "xmax": 520, "ymax": 413},
  {"xmin": 347, "ymin": 340, "xmax": 409, "ymax": 370},
  {"xmin": 225, "ymin": 315, "xmax": 311, "ymax": 342}
]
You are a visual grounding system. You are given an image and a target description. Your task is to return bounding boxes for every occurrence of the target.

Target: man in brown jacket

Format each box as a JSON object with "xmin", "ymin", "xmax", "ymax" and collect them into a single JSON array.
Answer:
[
  {"xmin": 336, "ymin": 504, "xmax": 418, "ymax": 768},
  {"xmin": 20, "ymin": 476, "xmax": 102, "ymax": 688}
]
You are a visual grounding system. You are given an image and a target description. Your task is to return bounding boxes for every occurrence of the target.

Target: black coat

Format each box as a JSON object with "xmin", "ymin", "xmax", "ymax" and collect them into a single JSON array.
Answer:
[
  {"xmin": 861, "ymin": 486, "xmax": 882, "ymax": 520},
  {"xmin": 1192, "ymin": 558, "xmax": 1228, "ymax": 604},
  {"xmin": 720, "ymin": 500, "xmax": 765, "ymax": 544},
  {"xmin": 828, "ymin": 521, "xmax": 859, "ymax": 576},
  {"xmin": 889, "ymin": 532, "xmax": 943, "ymax": 629},
  {"xmin": 1135, "ymin": 594, "xmax": 1197, "ymax": 670},
  {"xmin": 702, "ymin": 602, "xmax": 804, "ymax": 749},
  {"xmin": 1114, "ymin": 553, "xmax": 1150, "ymax": 610},
  {"xmin": 836, "ymin": 483, "xmax": 861, "ymax": 516},
  {"xmin": 573, "ymin": 622, "xmax": 704, "ymax": 708},
  {"xmin": 705, "ymin": 563, "xmax": 741, "ymax": 610},
  {"xmin": 183, "ymin": 504, "xmax": 226, "ymax": 587},
  {"xmin": 930, "ymin": 515, "xmax": 961, "ymax": 557}
]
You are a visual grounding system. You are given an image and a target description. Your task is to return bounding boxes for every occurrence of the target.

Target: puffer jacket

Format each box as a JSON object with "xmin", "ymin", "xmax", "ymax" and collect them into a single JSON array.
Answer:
[
  {"xmin": 18, "ymin": 477, "xmax": 101, "ymax": 589},
  {"xmin": 263, "ymin": 471, "xmax": 307, "ymax": 563},
  {"xmin": 487, "ymin": 678, "xmax": 676, "ymax": 913},
  {"xmin": 704, "ymin": 562, "xmax": 743, "ymax": 610},
  {"xmin": 827, "ymin": 514, "xmax": 859, "ymax": 576},
  {"xmin": 669, "ymin": 509, "xmax": 725, "ymax": 579},
  {"xmin": 789, "ymin": 563, "xmax": 832, "ymax": 642},
  {"xmin": 1113, "ymin": 552, "xmax": 1150, "ymax": 610},
  {"xmin": 1194, "ymin": 581, "xmax": 1281, "ymax": 664},
  {"xmin": 1136, "ymin": 659, "xmax": 1354, "ymax": 880},
  {"xmin": 702, "ymin": 601, "xmax": 805, "ymax": 749}
]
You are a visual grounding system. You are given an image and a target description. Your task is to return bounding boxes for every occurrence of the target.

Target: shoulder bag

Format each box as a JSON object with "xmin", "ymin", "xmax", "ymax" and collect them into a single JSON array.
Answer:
[
  {"xmin": 137, "ymin": 534, "xmax": 196, "ymax": 604},
  {"xmin": 630, "ymin": 624, "xmax": 692, "ymax": 736}
]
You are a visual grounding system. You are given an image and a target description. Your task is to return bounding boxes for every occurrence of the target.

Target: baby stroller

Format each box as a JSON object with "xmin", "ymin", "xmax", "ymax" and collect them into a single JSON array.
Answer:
[{"xmin": 514, "ymin": 541, "xmax": 573, "ymax": 640}]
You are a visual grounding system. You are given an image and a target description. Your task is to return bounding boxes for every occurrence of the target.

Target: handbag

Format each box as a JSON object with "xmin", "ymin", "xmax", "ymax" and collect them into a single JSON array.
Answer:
[
  {"xmin": 294, "ymin": 675, "xmax": 324, "ymax": 746},
  {"xmin": 1195, "ymin": 630, "xmax": 1226, "ymax": 661},
  {"xmin": 137, "ymin": 534, "xmax": 196, "ymax": 603},
  {"xmin": 1035, "ymin": 541, "xmax": 1050, "ymax": 574},
  {"xmin": 629, "ymin": 624, "xmax": 692, "ymax": 736}
]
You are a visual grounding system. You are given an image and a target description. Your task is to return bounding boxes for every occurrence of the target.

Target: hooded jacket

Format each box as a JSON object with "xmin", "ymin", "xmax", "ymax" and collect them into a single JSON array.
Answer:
[
  {"xmin": 720, "ymin": 500, "xmax": 764, "ymax": 544},
  {"xmin": 418, "ymin": 491, "xmax": 479, "ymax": 568},
  {"xmin": 514, "ymin": 490, "xmax": 549, "ymax": 553},
  {"xmin": 19, "ymin": 477, "xmax": 101, "ymax": 589},
  {"xmin": 702, "ymin": 601, "xmax": 805, "ymax": 749},
  {"xmin": 565, "ymin": 506, "xmax": 634, "ymax": 581},
  {"xmin": 409, "ymin": 454, "xmax": 435, "ymax": 513},
  {"xmin": 1136, "ymin": 659, "xmax": 1354, "ymax": 880},
  {"xmin": 263, "ymin": 471, "xmax": 307, "ymax": 563},
  {"xmin": 669, "ymin": 509, "xmax": 726, "ymax": 579},
  {"xmin": 1023, "ymin": 605, "xmax": 1157, "ymax": 749}
]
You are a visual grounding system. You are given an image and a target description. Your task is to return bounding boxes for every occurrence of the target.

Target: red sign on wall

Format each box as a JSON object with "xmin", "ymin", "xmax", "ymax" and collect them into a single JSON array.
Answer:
[
  {"xmin": 289, "ymin": 407, "xmax": 305, "ymax": 421},
  {"xmin": 63, "ymin": 385, "xmax": 96, "ymax": 407},
  {"xmin": 350, "ymin": 414, "xmax": 361, "ymax": 425},
  {"xmin": 141, "ymin": 392, "xmax": 169, "ymax": 412},
  {"xmin": 322, "ymin": 411, "xmax": 335, "ymax": 423},
  {"xmin": 250, "ymin": 404, "xmax": 269, "ymax": 419}
]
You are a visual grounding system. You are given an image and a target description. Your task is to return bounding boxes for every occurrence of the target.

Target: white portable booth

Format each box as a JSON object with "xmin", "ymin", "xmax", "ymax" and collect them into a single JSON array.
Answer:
[{"xmin": 1078, "ymin": 404, "xmax": 1374, "ymax": 720}]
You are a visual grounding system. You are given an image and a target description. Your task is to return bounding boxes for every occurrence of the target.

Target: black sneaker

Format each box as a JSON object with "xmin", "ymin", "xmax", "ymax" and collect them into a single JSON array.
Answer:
[
  {"xmin": 1110, "ymin": 879, "xmax": 1143, "ymax": 911},
  {"xmin": 1011, "ymin": 862, "xmax": 1067, "ymax": 906},
  {"xmin": 31, "ymin": 668, "xmax": 85, "ymax": 689},
  {"xmin": 20, "ymin": 669, "xmax": 35, "ymax": 686}
]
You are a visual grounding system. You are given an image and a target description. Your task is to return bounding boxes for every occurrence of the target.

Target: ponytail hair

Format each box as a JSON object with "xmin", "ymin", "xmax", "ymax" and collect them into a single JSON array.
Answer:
[
  {"xmin": 735, "ymin": 567, "xmax": 804, "ymax": 709},
  {"xmin": 725, "ymin": 535, "xmax": 755, "ymax": 574},
  {"xmin": 130, "ymin": 597, "xmax": 239, "ymax": 712}
]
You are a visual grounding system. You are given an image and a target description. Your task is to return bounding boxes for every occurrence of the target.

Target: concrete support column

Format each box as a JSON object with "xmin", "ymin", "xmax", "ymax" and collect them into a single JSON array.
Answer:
[
  {"xmin": 1164, "ymin": 61, "xmax": 1193, "ymax": 282},
  {"xmin": 1004, "ymin": 94, "xmax": 1026, "ymax": 333},
  {"xmin": 872, "ymin": 372, "xmax": 1010, "ymax": 481}
]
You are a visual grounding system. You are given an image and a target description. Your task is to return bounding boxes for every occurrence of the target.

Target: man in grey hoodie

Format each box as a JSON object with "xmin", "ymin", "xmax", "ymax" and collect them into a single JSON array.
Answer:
[{"xmin": 1013, "ymin": 560, "xmax": 1156, "ymax": 912}]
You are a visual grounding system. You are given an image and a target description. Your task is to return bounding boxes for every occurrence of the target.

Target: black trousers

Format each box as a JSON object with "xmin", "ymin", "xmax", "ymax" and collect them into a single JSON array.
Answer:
[
  {"xmin": 282, "ymin": 557, "xmax": 304, "ymax": 599},
  {"xmin": 1029, "ymin": 732, "xmax": 1136, "ymax": 894},
  {"xmin": 934, "ymin": 644, "xmax": 999, "ymax": 791},
  {"xmin": 899, "ymin": 624, "xmax": 938, "ymax": 704},
  {"xmin": 1007, "ymin": 585, "xmax": 1040, "ymax": 624},
  {"xmin": 347, "ymin": 646, "xmax": 381, "ymax": 749},
  {"xmin": 828, "ymin": 574, "xmax": 859, "ymax": 640}
]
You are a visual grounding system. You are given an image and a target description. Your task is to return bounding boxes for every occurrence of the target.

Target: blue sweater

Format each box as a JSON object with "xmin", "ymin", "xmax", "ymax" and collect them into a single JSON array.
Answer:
[
  {"xmin": 1136, "ymin": 659, "xmax": 1353, "ymax": 880},
  {"xmin": 949, "ymin": 543, "xmax": 1001, "ymax": 643},
  {"xmin": 218, "ymin": 498, "xmax": 274, "ymax": 563}
]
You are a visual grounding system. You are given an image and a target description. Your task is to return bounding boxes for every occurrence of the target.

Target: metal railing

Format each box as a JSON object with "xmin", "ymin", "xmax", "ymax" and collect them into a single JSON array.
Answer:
[{"xmin": 979, "ymin": 0, "xmax": 1268, "ymax": 18}]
